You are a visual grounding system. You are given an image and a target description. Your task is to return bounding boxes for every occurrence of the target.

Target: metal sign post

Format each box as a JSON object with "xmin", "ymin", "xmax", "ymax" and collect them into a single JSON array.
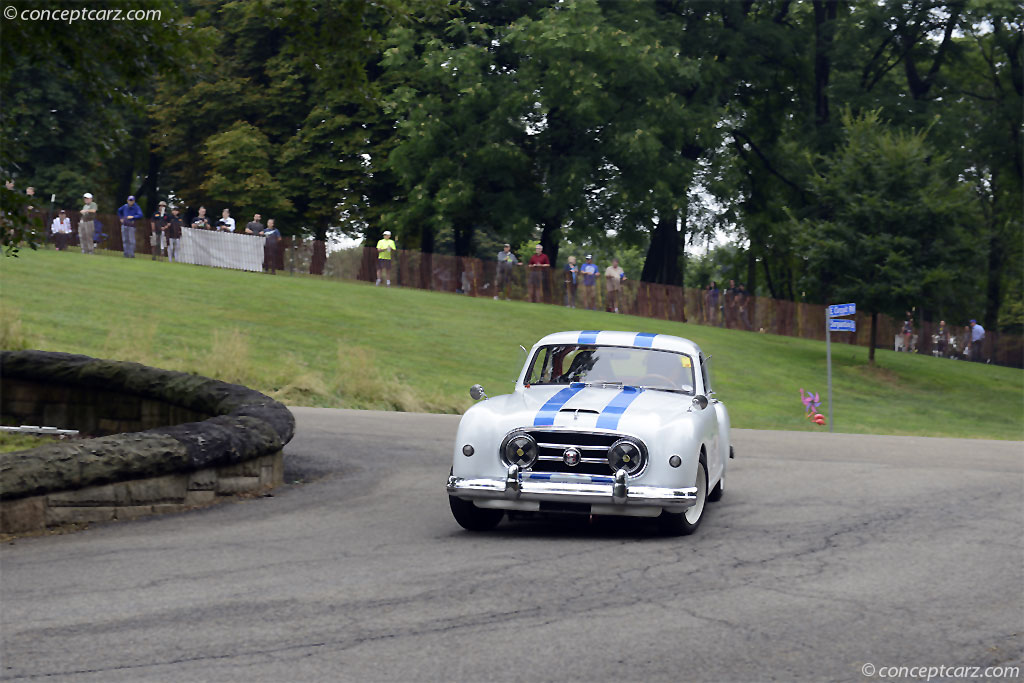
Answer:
[{"xmin": 825, "ymin": 303, "xmax": 856, "ymax": 433}]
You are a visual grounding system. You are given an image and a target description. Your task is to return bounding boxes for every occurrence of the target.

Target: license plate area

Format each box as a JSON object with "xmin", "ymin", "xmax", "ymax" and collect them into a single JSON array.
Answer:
[{"xmin": 539, "ymin": 501, "xmax": 592, "ymax": 515}]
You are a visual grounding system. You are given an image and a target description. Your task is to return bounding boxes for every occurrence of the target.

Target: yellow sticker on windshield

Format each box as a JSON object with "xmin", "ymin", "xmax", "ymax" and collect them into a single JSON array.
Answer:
[{"xmin": 681, "ymin": 357, "xmax": 692, "ymax": 368}]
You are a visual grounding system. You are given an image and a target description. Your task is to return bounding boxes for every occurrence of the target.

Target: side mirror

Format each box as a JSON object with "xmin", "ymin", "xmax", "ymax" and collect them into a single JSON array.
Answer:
[
  {"xmin": 469, "ymin": 384, "xmax": 487, "ymax": 401},
  {"xmin": 691, "ymin": 395, "xmax": 709, "ymax": 411}
]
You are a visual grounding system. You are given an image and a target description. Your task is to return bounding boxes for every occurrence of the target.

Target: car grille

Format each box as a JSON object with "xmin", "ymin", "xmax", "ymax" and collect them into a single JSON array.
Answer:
[{"xmin": 525, "ymin": 430, "xmax": 646, "ymax": 477}]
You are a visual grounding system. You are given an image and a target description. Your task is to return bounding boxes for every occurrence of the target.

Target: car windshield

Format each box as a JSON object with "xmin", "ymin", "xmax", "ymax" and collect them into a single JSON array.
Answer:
[{"xmin": 525, "ymin": 345, "xmax": 696, "ymax": 395}]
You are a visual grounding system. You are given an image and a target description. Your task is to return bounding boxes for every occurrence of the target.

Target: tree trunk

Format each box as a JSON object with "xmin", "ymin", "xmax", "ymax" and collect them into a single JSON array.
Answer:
[
  {"xmin": 419, "ymin": 223, "xmax": 434, "ymax": 290},
  {"xmin": 868, "ymin": 311, "xmax": 878, "ymax": 365},
  {"xmin": 640, "ymin": 209, "xmax": 682, "ymax": 285},
  {"xmin": 812, "ymin": 0, "xmax": 838, "ymax": 150},
  {"xmin": 984, "ymin": 172, "xmax": 1005, "ymax": 333},
  {"xmin": 540, "ymin": 218, "xmax": 560, "ymax": 267}
]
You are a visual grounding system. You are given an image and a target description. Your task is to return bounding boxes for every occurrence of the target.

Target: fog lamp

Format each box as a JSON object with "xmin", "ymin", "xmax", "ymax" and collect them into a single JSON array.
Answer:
[
  {"xmin": 462, "ymin": 444, "xmax": 474, "ymax": 457},
  {"xmin": 669, "ymin": 455, "xmax": 682, "ymax": 468}
]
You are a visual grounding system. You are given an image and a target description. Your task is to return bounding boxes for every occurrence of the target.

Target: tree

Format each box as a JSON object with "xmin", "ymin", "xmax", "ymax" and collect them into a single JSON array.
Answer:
[
  {"xmin": 0, "ymin": 0, "xmax": 192, "ymax": 252},
  {"xmin": 801, "ymin": 109, "xmax": 978, "ymax": 362}
]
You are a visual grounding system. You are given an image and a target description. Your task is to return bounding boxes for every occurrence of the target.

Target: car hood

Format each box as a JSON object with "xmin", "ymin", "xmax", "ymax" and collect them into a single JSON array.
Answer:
[{"xmin": 479, "ymin": 384, "xmax": 694, "ymax": 435}]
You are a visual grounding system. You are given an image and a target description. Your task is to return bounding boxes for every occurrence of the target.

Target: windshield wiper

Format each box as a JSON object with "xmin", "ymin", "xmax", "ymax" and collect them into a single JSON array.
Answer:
[{"xmin": 635, "ymin": 385, "xmax": 690, "ymax": 394}]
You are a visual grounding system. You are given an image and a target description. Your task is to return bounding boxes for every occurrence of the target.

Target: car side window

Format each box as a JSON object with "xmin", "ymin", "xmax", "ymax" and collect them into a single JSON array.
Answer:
[{"xmin": 526, "ymin": 348, "xmax": 551, "ymax": 385}]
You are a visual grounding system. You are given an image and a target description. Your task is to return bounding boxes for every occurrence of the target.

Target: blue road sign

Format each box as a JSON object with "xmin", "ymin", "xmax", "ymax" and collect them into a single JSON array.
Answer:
[
  {"xmin": 829, "ymin": 318, "xmax": 856, "ymax": 332},
  {"xmin": 827, "ymin": 303, "xmax": 856, "ymax": 318}
]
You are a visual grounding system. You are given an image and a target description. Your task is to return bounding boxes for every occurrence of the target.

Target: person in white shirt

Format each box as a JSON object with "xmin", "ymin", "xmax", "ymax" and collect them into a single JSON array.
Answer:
[
  {"xmin": 217, "ymin": 208, "xmax": 236, "ymax": 232},
  {"xmin": 604, "ymin": 258, "xmax": 626, "ymax": 313},
  {"xmin": 51, "ymin": 209, "xmax": 72, "ymax": 251}
]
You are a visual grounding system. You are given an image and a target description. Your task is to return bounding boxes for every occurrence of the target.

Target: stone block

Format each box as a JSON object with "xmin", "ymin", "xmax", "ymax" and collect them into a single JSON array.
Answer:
[
  {"xmin": 184, "ymin": 489, "xmax": 216, "ymax": 506},
  {"xmin": 114, "ymin": 505, "xmax": 154, "ymax": 521},
  {"xmin": 216, "ymin": 476, "xmax": 261, "ymax": 495},
  {"xmin": 151, "ymin": 503, "xmax": 186, "ymax": 516},
  {"xmin": 0, "ymin": 496, "xmax": 46, "ymax": 533},
  {"xmin": 45, "ymin": 505, "xmax": 116, "ymax": 526},
  {"xmin": 219, "ymin": 458, "xmax": 261, "ymax": 478},
  {"xmin": 259, "ymin": 452, "xmax": 284, "ymax": 487},
  {"xmin": 47, "ymin": 482, "xmax": 130, "ymax": 507},
  {"xmin": 126, "ymin": 474, "xmax": 188, "ymax": 505},
  {"xmin": 42, "ymin": 404, "xmax": 69, "ymax": 429},
  {"xmin": 187, "ymin": 468, "xmax": 217, "ymax": 491}
]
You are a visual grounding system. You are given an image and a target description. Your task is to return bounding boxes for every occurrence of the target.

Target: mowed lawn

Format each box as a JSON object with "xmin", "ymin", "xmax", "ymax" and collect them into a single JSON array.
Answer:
[{"xmin": 2, "ymin": 248, "xmax": 1021, "ymax": 440}]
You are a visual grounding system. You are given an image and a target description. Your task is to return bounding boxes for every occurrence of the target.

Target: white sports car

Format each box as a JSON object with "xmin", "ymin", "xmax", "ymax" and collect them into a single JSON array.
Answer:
[{"xmin": 447, "ymin": 330, "xmax": 732, "ymax": 535}]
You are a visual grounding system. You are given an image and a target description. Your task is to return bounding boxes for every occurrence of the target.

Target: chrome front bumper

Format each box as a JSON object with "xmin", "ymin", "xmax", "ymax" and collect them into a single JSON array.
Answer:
[{"xmin": 447, "ymin": 464, "xmax": 698, "ymax": 513}]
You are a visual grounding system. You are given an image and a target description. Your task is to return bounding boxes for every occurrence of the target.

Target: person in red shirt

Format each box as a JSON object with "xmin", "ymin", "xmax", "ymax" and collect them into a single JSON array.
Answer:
[{"xmin": 527, "ymin": 243, "xmax": 550, "ymax": 303}]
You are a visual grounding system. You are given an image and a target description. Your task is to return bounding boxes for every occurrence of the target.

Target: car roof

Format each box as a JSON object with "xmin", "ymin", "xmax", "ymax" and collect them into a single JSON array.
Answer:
[{"xmin": 533, "ymin": 330, "xmax": 703, "ymax": 357}]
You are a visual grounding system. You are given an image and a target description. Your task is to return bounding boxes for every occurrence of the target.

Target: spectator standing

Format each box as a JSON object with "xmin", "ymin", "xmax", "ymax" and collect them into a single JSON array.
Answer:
[
  {"xmin": 935, "ymin": 320, "xmax": 949, "ymax": 357},
  {"xmin": 967, "ymin": 319, "xmax": 986, "ymax": 362},
  {"xmin": 563, "ymin": 255, "xmax": 578, "ymax": 308},
  {"xmin": 376, "ymin": 229, "xmax": 396, "ymax": 286},
  {"xmin": 493, "ymin": 243, "xmax": 520, "ymax": 300},
  {"xmin": 51, "ymin": 210, "xmax": 72, "ymax": 251},
  {"xmin": 245, "ymin": 213, "xmax": 264, "ymax": 235},
  {"xmin": 901, "ymin": 312, "xmax": 914, "ymax": 352},
  {"xmin": 737, "ymin": 283, "xmax": 752, "ymax": 329},
  {"xmin": 261, "ymin": 218, "xmax": 281, "ymax": 274},
  {"xmin": 723, "ymin": 279, "xmax": 737, "ymax": 327},
  {"xmin": 217, "ymin": 208, "xmax": 235, "ymax": 232},
  {"xmin": 580, "ymin": 254, "xmax": 599, "ymax": 310},
  {"xmin": 604, "ymin": 258, "xmax": 626, "ymax": 313},
  {"xmin": 150, "ymin": 201, "xmax": 169, "ymax": 261},
  {"xmin": 117, "ymin": 195, "xmax": 143, "ymax": 258},
  {"xmin": 706, "ymin": 282, "xmax": 721, "ymax": 325},
  {"xmin": 527, "ymin": 244, "xmax": 550, "ymax": 303},
  {"xmin": 79, "ymin": 192, "xmax": 97, "ymax": 254},
  {"xmin": 166, "ymin": 205, "xmax": 183, "ymax": 262},
  {"xmin": 191, "ymin": 206, "xmax": 212, "ymax": 230}
]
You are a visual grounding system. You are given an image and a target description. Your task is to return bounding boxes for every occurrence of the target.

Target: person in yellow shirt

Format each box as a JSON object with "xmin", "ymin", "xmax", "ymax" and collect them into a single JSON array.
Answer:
[{"xmin": 376, "ymin": 230, "xmax": 397, "ymax": 287}]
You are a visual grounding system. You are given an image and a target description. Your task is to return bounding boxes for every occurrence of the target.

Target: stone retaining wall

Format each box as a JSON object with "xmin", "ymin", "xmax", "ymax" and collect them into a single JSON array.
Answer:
[{"xmin": 0, "ymin": 350, "xmax": 295, "ymax": 533}]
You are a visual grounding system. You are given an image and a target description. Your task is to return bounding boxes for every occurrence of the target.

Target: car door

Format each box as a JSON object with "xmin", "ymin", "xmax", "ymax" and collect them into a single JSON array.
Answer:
[{"xmin": 700, "ymin": 353, "xmax": 726, "ymax": 483}]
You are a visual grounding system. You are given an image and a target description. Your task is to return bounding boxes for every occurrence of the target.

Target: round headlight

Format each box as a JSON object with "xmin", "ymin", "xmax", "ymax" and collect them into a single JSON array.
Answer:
[
  {"xmin": 608, "ymin": 438, "xmax": 643, "ymax": 475},
  {"xmin": 504, "ymin": 433, "xmax": 538, "ymax": 469}
]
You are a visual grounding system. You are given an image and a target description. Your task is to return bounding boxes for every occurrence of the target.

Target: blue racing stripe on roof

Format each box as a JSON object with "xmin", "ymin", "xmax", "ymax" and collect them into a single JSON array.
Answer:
[
  {"xmin": 634, "ymin": 332, "xmax": 657, "ymax": 347},
  {"xmin": 595, "ymin": 387, "xmax": 644, "ymax": 430},
  {"xmin": 533, "ymin": 385, "xmax": 585, "ymax": 426},
  {"xmin": 578, "ymin": 330, "xmax": 601, "ymax": 344}
]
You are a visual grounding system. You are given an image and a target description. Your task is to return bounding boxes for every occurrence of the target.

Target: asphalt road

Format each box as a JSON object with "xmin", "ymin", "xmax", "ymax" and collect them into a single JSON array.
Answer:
[{"xmin": 1, "ymin": 408, "xmax": 1021, "ymax": 682}]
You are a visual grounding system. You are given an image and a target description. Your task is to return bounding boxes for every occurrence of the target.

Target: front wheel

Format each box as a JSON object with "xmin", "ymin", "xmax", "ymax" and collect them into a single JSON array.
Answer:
[
  {"xmin": 449, "ymin": 496, "xmax": 504, "ymax": 531},
  {"xmin": 658, "ymin": 460, "xmax": 707, "ymax": 536}
]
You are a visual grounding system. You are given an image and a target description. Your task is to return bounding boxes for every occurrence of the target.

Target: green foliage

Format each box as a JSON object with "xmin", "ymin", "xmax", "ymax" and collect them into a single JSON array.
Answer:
[
  {"xmin": 0, "ymin": 0, "xmax": 194, "ymax": 217},
  {"xmin": 0, "ymin": 187, "xmax": 43, "ymax": 256},
  {"xmin": 200, "ymin": 122, "xmax": 293, "ymax": 216},
  {"xmin": 800, "ymin": 109, "xmax": 979, "ymax": 331}
]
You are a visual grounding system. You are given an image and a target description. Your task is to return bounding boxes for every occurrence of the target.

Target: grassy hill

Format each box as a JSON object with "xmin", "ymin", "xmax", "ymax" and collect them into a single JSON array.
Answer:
[{"xmin": 2, "ymin": 248, "xmax": 1021, "ymax": 440}]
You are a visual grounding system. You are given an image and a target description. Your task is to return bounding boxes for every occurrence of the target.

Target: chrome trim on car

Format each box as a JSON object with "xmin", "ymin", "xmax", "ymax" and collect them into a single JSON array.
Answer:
[
  {"xmin": 448, "ymin": 465, "xmax": 698, "ymax": 511},
  {"xmin": 506, "ymin": 427, "xmax": 649, "ymax": 478}
]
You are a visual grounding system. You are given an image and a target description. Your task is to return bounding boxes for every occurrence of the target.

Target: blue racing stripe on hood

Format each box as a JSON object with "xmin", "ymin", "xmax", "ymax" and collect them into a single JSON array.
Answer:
[
  {"xmin": 634, "ymin": 332, "xmax": 657, "ymax": 347},
  {"xmin": 595, "ymin": 387, "xmax": 644, "ymax": 430},
  {"xmin": 534, "ymin": 385, "xmax": 585, "ymax": 426},
  {"xmin": 578, "ymin": 330, "xmax": 601, "ymax": 344}
]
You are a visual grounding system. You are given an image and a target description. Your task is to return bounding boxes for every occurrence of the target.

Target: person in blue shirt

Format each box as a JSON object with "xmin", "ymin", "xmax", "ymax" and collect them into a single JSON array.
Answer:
[
  {"xmin": 117, "ymin": 195, "xmax": 144, "ymax": 258},
  {"xmin": 579, "ymin": 254, "xmax": 599, "ymax": 310},
  {"xmin": 968, "ymin": 319, "xmax": 986, "ymax": 362}
]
